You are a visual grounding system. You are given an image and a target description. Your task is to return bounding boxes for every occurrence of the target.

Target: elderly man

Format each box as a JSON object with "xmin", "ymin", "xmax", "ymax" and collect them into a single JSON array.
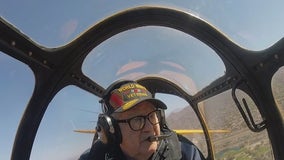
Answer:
[{"xmin": 80, "ymin": 80, "xmax": 204, "ymax": 160}]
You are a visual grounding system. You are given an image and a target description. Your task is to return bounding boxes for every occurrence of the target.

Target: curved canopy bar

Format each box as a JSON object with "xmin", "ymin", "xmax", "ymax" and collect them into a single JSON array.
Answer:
[{"xmin": 0, "ymin": 6, "xmax": 283, "ymax": 160}]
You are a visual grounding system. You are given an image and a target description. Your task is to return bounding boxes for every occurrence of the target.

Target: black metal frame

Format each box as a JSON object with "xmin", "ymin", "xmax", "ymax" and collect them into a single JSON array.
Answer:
[{"xmin": 1, "ymin": 6, "xmax": 283, "ymax": 160}]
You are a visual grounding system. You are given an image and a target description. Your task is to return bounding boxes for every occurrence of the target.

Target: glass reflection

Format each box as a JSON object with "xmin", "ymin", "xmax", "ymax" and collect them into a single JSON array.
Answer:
[{"xmin": 83, "ymin": 26, "xmax": 225, "ymax": 94}]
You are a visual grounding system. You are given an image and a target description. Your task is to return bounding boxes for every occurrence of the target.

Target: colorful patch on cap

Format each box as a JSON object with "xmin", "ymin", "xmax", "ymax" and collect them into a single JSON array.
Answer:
[{"xmin": 109, "ymin": 83, "xmax": 152, "ymax": 112}]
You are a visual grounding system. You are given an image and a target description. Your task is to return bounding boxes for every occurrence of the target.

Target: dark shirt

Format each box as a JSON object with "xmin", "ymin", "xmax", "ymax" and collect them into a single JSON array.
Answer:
[
  {"xmin": 180, "ymin": 141, "xmax": 203, "ymax": 160},
  {"xmin": 79, "ymin": 134, "xmax": 204, "ymax": 160}
]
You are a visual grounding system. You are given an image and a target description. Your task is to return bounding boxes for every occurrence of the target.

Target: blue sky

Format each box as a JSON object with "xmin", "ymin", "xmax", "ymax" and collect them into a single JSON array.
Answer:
[{"xmin": 1, "ymin": 0, "xmax": 284, "ymax": 159}]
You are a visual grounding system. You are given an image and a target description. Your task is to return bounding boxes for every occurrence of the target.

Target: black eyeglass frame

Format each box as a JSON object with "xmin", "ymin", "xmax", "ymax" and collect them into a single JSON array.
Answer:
[{"xmin": 115, "ymin": 110, "xmax": 161, "ymax": 131}]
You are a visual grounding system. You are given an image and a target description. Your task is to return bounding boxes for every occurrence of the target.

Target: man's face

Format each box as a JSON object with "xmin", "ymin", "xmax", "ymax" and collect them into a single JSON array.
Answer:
[{"xmin": 114, "ymin": 101, "xmax": 161, "ymax": 160}]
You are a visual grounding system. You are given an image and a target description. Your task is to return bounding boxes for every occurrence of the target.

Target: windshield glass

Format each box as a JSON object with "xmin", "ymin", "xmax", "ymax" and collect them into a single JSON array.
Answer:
[
  {"xmin": 0, "ymin": 52, "xmax": 34, "ymax": 159},
  {"xmin": 1, "ymin": 1, "xmax": 284, "ymax": 50},
  {"xmin": 82, "ymin": 26, "xmax": 225, "ymax": 94}
]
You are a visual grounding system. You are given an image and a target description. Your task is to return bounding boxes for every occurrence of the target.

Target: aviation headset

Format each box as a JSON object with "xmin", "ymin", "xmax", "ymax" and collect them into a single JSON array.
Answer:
[{"xmin": 96, "ymin": 80, "xmax": 168, "ymax": 146}]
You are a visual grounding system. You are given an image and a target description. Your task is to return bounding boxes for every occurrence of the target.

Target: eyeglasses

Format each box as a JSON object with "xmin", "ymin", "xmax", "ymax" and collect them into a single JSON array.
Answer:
[{"xmin": 116, "ymin": 110, "xmax": 161, "ymax": 131}]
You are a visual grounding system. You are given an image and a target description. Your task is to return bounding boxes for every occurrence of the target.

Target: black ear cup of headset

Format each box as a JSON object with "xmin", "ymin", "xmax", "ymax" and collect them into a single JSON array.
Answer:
[
  {"xmin": 96, "ymin": 80, "xmax": 135, "ymax": 145},
  {"xmin": 96, "ymin": 114, "xmax": 122, "ymax": 145},
  {"xmin": 158, "ymin": 108, "xmax": 167, "ymax": 129}
]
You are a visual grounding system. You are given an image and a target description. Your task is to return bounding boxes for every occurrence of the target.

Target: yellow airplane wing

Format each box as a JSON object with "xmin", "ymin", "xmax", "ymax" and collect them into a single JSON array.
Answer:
[
  {"xmin": 174, "ymin": 129, "xmax": 230, "ymax": 134},
  {"xmin": 74, "ymin": 129, "xmax": 230, "ymax": 134},
  {"xmin": 74, "ymin": 129, "xmax": 97, "ymax": 134}
]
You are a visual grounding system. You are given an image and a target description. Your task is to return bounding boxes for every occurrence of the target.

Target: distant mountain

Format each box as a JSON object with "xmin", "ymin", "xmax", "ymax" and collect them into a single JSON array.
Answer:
[{"xmin": 166, "ymin": 106, "xmax": 201, "ymax": 129}]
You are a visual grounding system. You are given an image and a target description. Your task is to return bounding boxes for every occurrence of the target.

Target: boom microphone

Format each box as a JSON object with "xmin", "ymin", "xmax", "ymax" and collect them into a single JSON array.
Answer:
[{"xmin": 147, "ymin": 133, "xmax": 172, "ymax": 142}]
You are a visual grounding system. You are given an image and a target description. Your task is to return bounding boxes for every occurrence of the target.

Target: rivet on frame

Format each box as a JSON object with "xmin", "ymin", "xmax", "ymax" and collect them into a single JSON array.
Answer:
[{"xmin": 11, "ymin": 41, "xmax": 16, "ymax": 46}]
